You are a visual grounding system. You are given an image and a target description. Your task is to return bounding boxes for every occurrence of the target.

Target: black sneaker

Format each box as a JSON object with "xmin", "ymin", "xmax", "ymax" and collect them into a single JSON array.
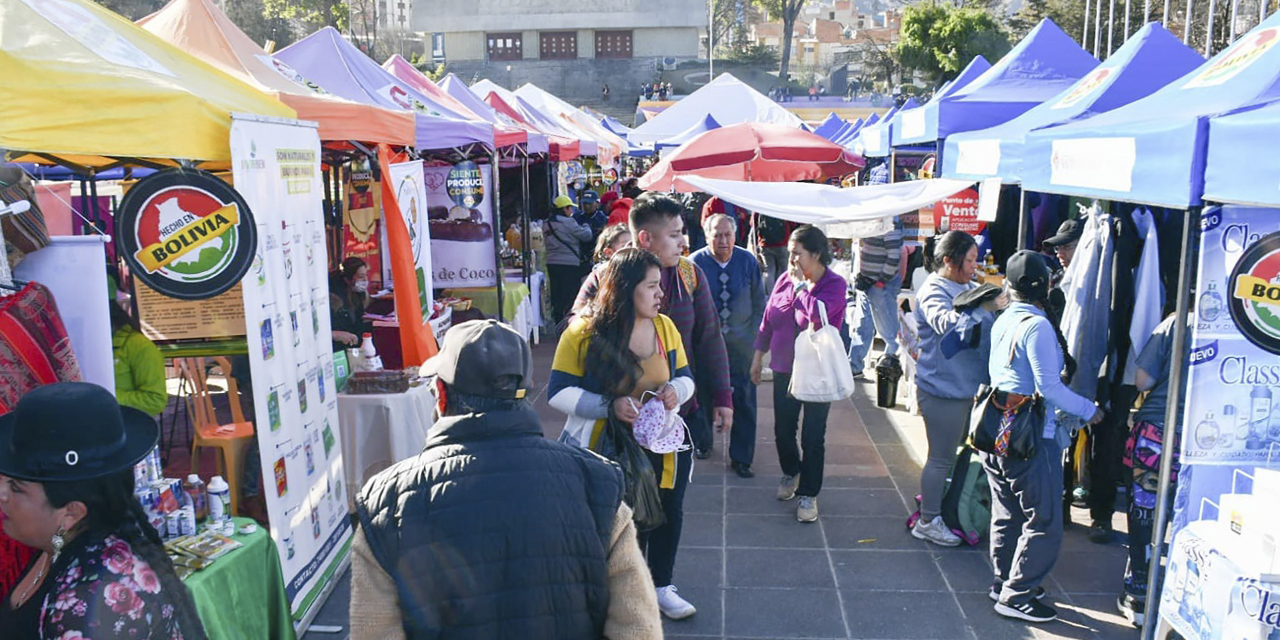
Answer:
[
  {"xmin": 694, "ymin": 447, "xmax": 711, "ymax": 460},
  {"xmin": 994, "ymin": 599, "xmax": 1057, "ymax": 623},
  {"xmin": 1117, "ymin": 593, "xmax": 1146, "ymax": 627},
  {"xmin": 989, "ymin": 586, "xmax": 1046, "ymax": 602},
  {"xmin": 731, "ymin": 461, "xmax": 755, "ymax": 478},
  {"xmin": 1089, "ymin": 521, "xmax": 1114, "ymax": 544}
]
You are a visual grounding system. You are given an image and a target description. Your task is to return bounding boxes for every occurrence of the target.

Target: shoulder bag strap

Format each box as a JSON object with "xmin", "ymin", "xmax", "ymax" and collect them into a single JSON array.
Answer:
[{"xmin": 546, "ymin": 218, "xmax": 586, "ymax": 264}]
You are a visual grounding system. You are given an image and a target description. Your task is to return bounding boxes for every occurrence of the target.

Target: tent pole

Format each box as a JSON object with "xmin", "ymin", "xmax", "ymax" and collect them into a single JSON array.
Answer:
[
  {"xmin": 889, "ymin": 150, "xmax": 896, "ymax": 184},
  {"xmin": 492, "ymin": 150, "xmax": 505, "ymax": 323},
  {"xmin": 1185, "ymin": 0, "xmax": 1195, "ymax": 42},
  {"xmin": 1108, "ymin": 0, "xmax": 1117, "ymax": 57},
  {"xmin": 1138, "ymin": 205, "xmax": 1200, "ymax": 640},
  {"xmin": 1016, "ymin": 189, "xmax": 1028, "ymax": 251},
  {"xmin": 1084, "ymin": 0, "xmax": 1093, "ymax": 46},
  {"xmin": 522, "ymin": 154, "xmax": 532, "ymax": 291},
  {"xmin": 1165, "ymin": 0, "xmax": 1172, "ymax": 26},
  {"xmin": 1230, "ymin": 0, "xmax": 1241, "ymax": 40},
  {"xmin": 1207, "ymin": 0, "xmax": 1219, "ymax": 54},
  {"xmin": 1125, "ymin": 0, "xmax": 1132, "ymax": 41},
  {"xmin": 1145, "ymin": 0, "xmax": 1151, "ymax": 23}
]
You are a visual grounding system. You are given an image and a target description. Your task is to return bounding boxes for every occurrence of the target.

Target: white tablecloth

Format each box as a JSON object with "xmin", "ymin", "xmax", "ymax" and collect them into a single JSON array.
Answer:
[{"xmin": 337, "ymin": 384, "xmax": 435, "ymax": 509}]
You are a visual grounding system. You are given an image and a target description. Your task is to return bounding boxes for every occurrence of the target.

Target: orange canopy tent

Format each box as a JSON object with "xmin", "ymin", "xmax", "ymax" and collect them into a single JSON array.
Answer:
[{"xmin": 138, "ymin": 0, "xmax": 415, "ymax": 147}]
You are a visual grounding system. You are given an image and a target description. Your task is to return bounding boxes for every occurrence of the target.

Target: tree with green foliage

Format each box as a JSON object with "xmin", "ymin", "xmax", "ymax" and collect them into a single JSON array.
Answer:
[
  {"xmin": 753, "ymin": 0, "xmax": 808, "ymax": 86},
  {"xmin": 898, "ymin": 2, "xmax": 1011, "ymax": 85},
  {"xmin": 1006, "ymin": 0, "xmax": 1087, "ymax": 42},
  {"xmin": 262, "ymin": 0, "xmax": 348, "ymax": 41}
]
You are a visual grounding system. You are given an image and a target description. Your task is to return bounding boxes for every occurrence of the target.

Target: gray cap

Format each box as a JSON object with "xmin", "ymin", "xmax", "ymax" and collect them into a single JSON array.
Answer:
[{"xmin": 419, "ymin": 320, "xmax": 531, "ymax": 399}]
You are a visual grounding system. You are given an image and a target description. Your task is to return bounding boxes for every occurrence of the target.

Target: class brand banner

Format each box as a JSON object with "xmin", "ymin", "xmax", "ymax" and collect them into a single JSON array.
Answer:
[
  {"xmin": 1181, "ymin": 205, "xmax": 1280, "ymax": 465},
  {"xmin": 231, "ymin": 115, "xmax": 351, "ymax": 625},
  {"xmin": 384, "ymin": 160, "xmax": 433, "ymax": 320},
  {"xmin": 424, "ymin": 162, "xmax": 497, "ymax": 288}
]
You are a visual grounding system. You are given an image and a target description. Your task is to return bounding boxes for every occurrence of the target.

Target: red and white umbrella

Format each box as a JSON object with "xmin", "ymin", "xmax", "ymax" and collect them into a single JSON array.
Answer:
[{"xmin": 639, "ymin": 122, "xmax": 865, "ymax": 192}]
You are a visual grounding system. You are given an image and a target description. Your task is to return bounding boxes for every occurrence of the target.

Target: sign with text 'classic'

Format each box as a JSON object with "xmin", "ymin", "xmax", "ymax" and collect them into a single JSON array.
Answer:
[{"xmin": 116, "ymin": 169, "xmax": 257, "ymax": 300}]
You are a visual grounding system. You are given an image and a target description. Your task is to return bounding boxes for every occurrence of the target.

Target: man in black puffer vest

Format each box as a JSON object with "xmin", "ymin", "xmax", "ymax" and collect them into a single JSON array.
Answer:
[{"xmin": 351, "ymin": 320, "xmax": 661, "ymax": 640}]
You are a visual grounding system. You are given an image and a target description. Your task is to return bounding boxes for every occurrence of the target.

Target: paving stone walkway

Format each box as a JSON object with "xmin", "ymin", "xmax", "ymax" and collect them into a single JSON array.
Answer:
[{"xmin": 304, "ymin": 341, "xmax": 1143, "ymax": 640}]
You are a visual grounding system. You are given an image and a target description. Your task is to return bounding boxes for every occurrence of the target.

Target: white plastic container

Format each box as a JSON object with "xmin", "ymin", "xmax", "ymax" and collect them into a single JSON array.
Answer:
[{"xmin": 207, "ymin": 475, "xmax": 231, "ymax": 524}]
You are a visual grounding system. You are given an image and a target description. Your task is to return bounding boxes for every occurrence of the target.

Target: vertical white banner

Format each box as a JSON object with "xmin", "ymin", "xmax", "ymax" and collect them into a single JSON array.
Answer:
[
  {"xmin": 424, "ymin": 162, "xmax": 497, "ymax": 288},
  {"xmin": 387, "ymin": 160, "xmax": 434, "ymax": 320},
  {"xmin": 231, "ymin": 115, "xmax": 350, "ymax": 621}
]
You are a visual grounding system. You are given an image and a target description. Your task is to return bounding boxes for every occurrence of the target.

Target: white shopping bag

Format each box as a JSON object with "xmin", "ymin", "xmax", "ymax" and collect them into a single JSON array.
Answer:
[{"xmin": 788, "ymin": 300, "xmax": 856, "ymax": 403}]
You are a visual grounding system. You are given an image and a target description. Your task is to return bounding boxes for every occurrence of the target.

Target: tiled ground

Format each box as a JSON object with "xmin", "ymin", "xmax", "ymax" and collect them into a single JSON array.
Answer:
[{"xmin": 303, "ymin": 342, "xmax": 1142, "ymax": 640}]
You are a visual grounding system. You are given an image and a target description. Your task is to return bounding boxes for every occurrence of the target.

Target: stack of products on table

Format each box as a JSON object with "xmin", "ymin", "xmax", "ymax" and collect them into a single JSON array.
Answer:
[{"xmin": 132, "ymin": 446, "xmax": 243, "ymax": 579}]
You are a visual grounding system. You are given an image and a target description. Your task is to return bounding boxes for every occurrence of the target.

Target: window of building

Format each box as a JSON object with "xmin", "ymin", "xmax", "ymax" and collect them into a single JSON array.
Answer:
[
  {"xmin": 540, "ymin": 31, "xmax": 578, "ymax": 60},
  {"xmin": 487, "ymin": 32, "xmax": 523, "ymax": 61},
  {"xmin": 431, "ymin": 32, "xmax": 446, "ymax": 62},
  {"xmin": 594, "ymin": 30, "xmax": 633, "ymax": 59}
]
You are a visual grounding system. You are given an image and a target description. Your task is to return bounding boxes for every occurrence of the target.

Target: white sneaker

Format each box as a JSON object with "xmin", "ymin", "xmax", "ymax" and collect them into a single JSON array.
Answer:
[
  {"xmin": 911, "ymin": 515, "xmax": 962, "ymax": 547},
  {"xmin": 656, "ymin": 585, "xmax": 696, "ymax": 620}
]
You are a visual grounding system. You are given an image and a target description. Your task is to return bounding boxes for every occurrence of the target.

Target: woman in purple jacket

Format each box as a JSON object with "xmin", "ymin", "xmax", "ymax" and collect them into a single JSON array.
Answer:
[{"xmin": 750, "ymin": 226, "xmax": 847, "ymax": 522}]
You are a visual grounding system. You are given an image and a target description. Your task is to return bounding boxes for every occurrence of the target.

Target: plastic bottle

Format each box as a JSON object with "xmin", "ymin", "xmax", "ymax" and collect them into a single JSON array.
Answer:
[
  {"xmin": 183, "ymin": 474, "xmax": 208, "ymax": 523},
  {"xmin": 360, "ymin": 333, "xmax": 383, "ymax": 371},
  {"xmin": 207, "ymin": 475, "xmax": 231, "ymax": 524},
  {"xmin": 1194, "ymin": 412, "xmax": 1220, "ymax": 451}
]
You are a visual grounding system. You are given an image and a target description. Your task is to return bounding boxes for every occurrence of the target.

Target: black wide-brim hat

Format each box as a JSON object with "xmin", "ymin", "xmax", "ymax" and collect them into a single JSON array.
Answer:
[{"xmin": 0, "ymin": 382, "xmax": 158, "ymax": 482}]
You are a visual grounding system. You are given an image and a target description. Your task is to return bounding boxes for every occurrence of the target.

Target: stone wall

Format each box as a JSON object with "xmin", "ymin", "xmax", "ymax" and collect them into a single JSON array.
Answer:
[{"xmin": 445, "ymin": 57, "xmax": 684, "ymax": 106}]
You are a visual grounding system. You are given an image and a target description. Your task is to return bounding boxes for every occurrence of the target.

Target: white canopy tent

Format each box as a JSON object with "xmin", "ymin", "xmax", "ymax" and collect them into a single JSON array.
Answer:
[
  {"xmin": 677, "ymin": 176, "xmax": 976, "ymax": 238},
  {"xmin": 628, "ymin": 74, "xmax": 805, "ymax": 143}
]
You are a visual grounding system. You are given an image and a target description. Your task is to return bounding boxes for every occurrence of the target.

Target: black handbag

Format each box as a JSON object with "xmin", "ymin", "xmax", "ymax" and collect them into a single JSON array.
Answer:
[{"xmin": 969, "ymin": 316, "xmax": 1044, "ymax": 460}]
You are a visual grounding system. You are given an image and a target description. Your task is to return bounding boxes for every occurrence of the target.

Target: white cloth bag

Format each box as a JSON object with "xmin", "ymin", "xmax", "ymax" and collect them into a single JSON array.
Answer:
[{"xmin": 788, "ymin": 299, "xmax": 855, "ymax": 403}]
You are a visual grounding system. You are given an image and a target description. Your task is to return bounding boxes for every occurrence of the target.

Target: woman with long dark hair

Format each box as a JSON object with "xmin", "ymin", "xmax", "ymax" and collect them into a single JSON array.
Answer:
[
  {"xmin": 330, "ymin": 257, "xmax": 371, "ymax": 351},
  {"xmin": 750, "ymin": 225, "xmax": 847, "ymax": 523},
  {"xmin": 548, "ymin": 248, "xmax": 699, "ymax": 620},
  {"xmin": 910, "ymin": 230, "xmax": 998, "ymax": 547},
  {"xmin": 0, "ymin": 382, "xmax": 207, "ymax": 639}
]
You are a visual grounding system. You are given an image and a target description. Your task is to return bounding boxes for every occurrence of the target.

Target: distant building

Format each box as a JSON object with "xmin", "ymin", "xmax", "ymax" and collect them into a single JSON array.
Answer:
[{"xmin": 410, "ymin": 0, "xmax": 705, "ymax": 102}]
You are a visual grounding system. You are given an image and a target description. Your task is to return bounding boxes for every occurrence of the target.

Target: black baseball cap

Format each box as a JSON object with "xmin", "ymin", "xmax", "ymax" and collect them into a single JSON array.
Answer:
[
  {"xmin": 419, "ymin": 320, "xmax": 531, "ymax": 399},
  {"xmin": 1006, "ymin": 250, "xmax": 1053, "ymax": 300},
  {"xmin": 1043, "ymin": 219, "xmax": 1084, "ymax": 248}
]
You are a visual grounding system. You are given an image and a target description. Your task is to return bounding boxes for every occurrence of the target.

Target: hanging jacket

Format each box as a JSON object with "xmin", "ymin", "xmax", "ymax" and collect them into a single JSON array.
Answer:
[
  {"xmin": 112, "ymin": 325, "xmax": 167, "ymax": 416},
  {"xmin": 356, "ymin": 408, "xmax": 623, "ymax": 640}
]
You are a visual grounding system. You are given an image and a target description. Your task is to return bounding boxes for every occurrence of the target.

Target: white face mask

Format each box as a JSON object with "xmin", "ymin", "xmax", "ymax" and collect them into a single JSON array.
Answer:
[{"xmin": 353, "ymin": 279, "xmax": 369, "ymax": 293}]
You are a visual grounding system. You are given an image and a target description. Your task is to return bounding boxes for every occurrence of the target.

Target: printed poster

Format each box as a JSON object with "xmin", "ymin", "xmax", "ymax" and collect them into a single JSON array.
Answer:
[
  {"xmin": 231, "ymin": 115, "xmax": 351, "ymax": 622},
  {"xmin": 424, "ymin": 161, "xmax": 497, "ymax": 288},
  {"xmin": 342, "ymin": 157, "xmax": 383, "ymax": 287},
  {"xmin": 382, "ymin": 160, "xmax": 433, "ymax": 319},
  {"xmin": 1181, "ymin": 205, "xmax": 1280, "ymax": 465}
]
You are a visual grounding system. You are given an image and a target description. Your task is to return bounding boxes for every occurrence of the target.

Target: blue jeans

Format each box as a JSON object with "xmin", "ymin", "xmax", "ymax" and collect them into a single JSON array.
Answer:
[{"xmin": 848, "ymin": 274, "xmax": 902, "ymax": 372}]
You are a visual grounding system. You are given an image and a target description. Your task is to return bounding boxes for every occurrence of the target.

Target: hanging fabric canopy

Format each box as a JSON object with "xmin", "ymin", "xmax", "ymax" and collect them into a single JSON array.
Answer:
[
  {"xmin": 944, "ymin": 23, "xmax": 1202, "ymax": 184},
  {"xmin": 812, "ymin": 113, "xmax": 847, "ymax": 140},
  {"xmin": 628, "ymin": 73, "xmax": 805, "ymax": 143},
  {"xmin": 1022, "ymin": 12, "xmax": 1280, "ymax": 208},
  {"xmin": 137, "ymin": 0, "xmax": 414, "ymax": 147},
  {"xmin": 887, "ymin": 57, "xmax": 991, "ymax": 149},
  {"xmin": 676, "ymin": 175, "xmax": 976, "ymax": 238},
  {"xmin": 382, "ymin": 56, "xmax": 527, "ymax": 150},
  {"xmin": 639, "ymin": 122, "xmax": 865, "ymax": 192},
  {"xmin": 514, "ymin": 83, "xmax": 626, "ymax": 164},
  {"xmin": 276, "ymin": 28, "xmax": 494, "ymax": 151},
  {"xmin": 478, "ymin": 89, "xmax": 580, "ymax": 160},
  {"xmin": 894, "ymin": 20, "xmax": 1097, "ymax": 146},
  {"xmin": 656, "ymin": 114, "xmax": 721, "ymax": 150},
  {"xmin": 473, "ymin": 80, "xmax": 598, "ymax": 157},
  {"xmin": 0, "ymin": 0, "xmax": 293, "ymax": 167},
  {"xmin": 1205, "ymin": 101, "xmax": 1280, "ymax": 206},
  {"xmin": 436, "ymin": 73, "xmax": 549, "ymax": 155}
]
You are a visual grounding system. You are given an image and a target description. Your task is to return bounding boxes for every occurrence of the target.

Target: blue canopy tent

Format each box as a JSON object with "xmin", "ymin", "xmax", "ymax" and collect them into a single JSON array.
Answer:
[
  {"xmin": 600, "ymin": 115, "xmax": 633, "ymax": 137},
  {"xmin": 655, "ymin": 114, "xmax": 721, "ymax": 151},
  {"xmin": 1205, "ymin": 100, "xmax": 1280, "ymax": 206},
  {"xmin": 812, "ymin": 112, "xmax": 847, "ymax": 140},
  {"xmin": 1017, "ymin": 16, "xmax": 1280, "ymax": 636},
  {"xmin": 887, "ymin": 56, "xmax": 991, "ymax": 148},
  {"xmin": 829, "ymin": 117, "xmax": 864, "ymax": 147},
  {"xmin": 853, "ymin": 98, "xmax": 921, "ymax": 157},
  {"xmin": 1021, "ymin": 12, "xmax": 1280, "ymax": 208},
  {"xmin": 894, "ymin": 20, "xmax": 1098, "ymax": 149},
  {"xmin": 832, "ymin": 113, "xmax": 878, "ymax": 147},
  {"xmin": 600, "ymin": 115, "xmax": 655, "ymax": 157},
  {"xmin": 943, "ymin": 23, "xmax": 1202, "ymax": 184}
]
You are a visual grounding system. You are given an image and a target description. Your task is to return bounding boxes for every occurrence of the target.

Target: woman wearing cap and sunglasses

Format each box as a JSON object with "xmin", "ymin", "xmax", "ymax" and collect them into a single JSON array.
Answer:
[
  {"xmin": 0, "ymin": 382, "xmax": 207, "ymax": 639},
  {"xmin": 549, "ymin": 248, "xmax": 699, "ymax": 621}
]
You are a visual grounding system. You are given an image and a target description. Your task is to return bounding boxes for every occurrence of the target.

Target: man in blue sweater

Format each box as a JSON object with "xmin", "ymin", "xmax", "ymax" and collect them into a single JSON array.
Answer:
[{"xmin": 691, "ymin": 214, "xmax": 766, "ymax": 477}]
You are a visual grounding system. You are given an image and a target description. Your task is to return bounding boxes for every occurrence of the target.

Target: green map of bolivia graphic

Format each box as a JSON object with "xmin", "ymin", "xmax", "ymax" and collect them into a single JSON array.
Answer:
[{"xmin": 165, "ymin": 227, "xmax": 238, "ymax": 281}]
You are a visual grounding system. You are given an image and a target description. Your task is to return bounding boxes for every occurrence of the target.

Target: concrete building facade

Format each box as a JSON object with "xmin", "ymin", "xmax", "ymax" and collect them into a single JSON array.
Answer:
[{"xmin": 414, "ymin": 0, "xmax": 706, "ymax": 103}]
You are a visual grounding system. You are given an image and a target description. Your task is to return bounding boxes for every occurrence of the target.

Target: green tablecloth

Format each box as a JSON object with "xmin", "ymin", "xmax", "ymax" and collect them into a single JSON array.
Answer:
[
  {"xmin": 443, "ymin": 282, "xmax": 530, "ymax": 320},
  {"xmin": 185, "ymin": 517, "xmax": 296, "ymax": 640}
]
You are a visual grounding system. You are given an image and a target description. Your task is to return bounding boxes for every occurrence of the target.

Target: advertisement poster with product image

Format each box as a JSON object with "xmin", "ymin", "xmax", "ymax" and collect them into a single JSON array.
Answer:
[
  {"xmin": 1181, "ymin": 205, "xmax": 1280, "ymax": 465},
  {"xmin": 231, "ymin": 115, "xmax": 350, "ymax": 621},
  {"xmin": 380, "ymin": 160, "xmax": 433, "ymax": 320},
  {"xmin": 424, "ymin": 161, "xmax": 496, "ymax": 288}
]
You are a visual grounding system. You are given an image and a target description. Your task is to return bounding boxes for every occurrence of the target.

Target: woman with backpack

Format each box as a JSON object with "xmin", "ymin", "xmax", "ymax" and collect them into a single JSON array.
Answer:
[
  {"xmin": 545, "ymin": 194, "xmax": 594, "ymax": 325},
  {"xmin": 910, "ymin": 231, "xmax": 998, "ymax": 547},
  {"xmin": 985, "ymin": 251, "xmax": 1102, "ymax": 624}
]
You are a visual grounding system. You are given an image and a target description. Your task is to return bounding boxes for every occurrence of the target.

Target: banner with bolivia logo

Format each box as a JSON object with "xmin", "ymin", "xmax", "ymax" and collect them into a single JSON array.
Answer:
[
  {"xmin": 1181, "ymin": 205, "xmax": 1280, "ymax": 466},
  {"xmin": 231, "ymin": 115, "xmax": 351, "ymax": 623},
  {"xmin": 116, "ymin": 168, "xmax": 257, "ymax": 300}
]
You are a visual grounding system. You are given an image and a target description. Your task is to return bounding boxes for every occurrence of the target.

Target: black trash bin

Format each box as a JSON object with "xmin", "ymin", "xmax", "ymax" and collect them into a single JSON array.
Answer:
[{"xmin": 875, "ymin": 354, "xmax": 903, "ymax": 409}]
